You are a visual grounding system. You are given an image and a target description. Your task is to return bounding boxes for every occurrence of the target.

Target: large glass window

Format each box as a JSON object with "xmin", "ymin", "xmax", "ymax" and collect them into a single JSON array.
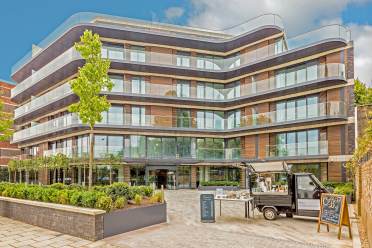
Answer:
[
  {"xmin": 177, "ymin": 166, "xmax": 191, "ymax": 189},
  {"xmin": 197, "ymin": 138, "xmax": 224, "ymax": 160},
  {"xmin": 227, "ymin": 110, "xmax": 241, "ymax": 129},
  {"xmin": 128, "ymin": 136, "xmax": 146, "ymax": 158},
  {"xmin": 131, "ymin": 77, "xmax": 146, "ymax": 94},
  {"xmin": 176, "ymin": 80, "xmax": 190, "ymax": 98},
  {"xmin": 176, "ymin": 51, "xmax": 190, "ymax": 67},
  {"xmin": 131, "ymin": 106, "xmax": 146, "ymax": 126},
  {"xmin": 130, "ymin": 46, "xmax": 146, "ymax": 62},
  {"xmin": 226, "ymin": 81, "xmax": 240, "ymax": 99},
  {"xmin": 274, "ymin": 62, "xmax": 319, "ymax": 89},
  {"xmin": 77, "ymin": 135, "xmax": 89, "ymax": 158},
  {"xmin": 147, "ymin": 137, "xmax": 162, "ymax": 158},
  {"xmin": 226, "ymin": 138, "xmax": 241, "ymax": 159},
  {"xmin": 109, "ymin": 75, "xmax": 124, "ymax": 92},
  {"xmin": 197, "ymin": 82, "xmax": 224, "ymax": 100},
  {"xmin": 162, "ymin": 137, "xmax": 176, "ymax": 158},
  {"xmin": 290, "ymin": 164, "xmax": 320, "ymax": 180},
  {"xmin": 94, "ymin": 135, "xmax": 107, "ymax": 158},
  {"xmin": 176, "ymin": 109, "xmax": 191, "ymax": 128},
  {"xmin": 196, "ymin": 55, "xmax": 222, "ymax": 70},
  {"xmin": 130, "ymin": 165, "xmax": 146, "ymax": 186},
  {"xmin": 196, "ymin": 111, "xmax": 224, "ymax": 130},
  {"xmin": 176, "ymin": 137, "xmax": 193, "ymax": 158},
  {"xmin": 108, "ymin": 136, "xmax": 124, "ymax": 156},
  {"xmin": 102, "ymin": 44, "xmax": 124, "ymax": 60},
  {"xmin": 276, "ymin": 95, "xmax": 319, "ymax": 122},
  {"xmin": 208, "ymin": 167, "xmax": 240, "ymax": 182}
]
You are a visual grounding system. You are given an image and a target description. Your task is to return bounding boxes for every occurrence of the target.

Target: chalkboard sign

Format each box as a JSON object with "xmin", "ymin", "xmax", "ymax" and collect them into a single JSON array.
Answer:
[
  {"xmin": 200, "ymin": 194, "xmax": 215, "ymax": 223},
  {"xmin": 317, "ymin": 193, "xmax": 352, "ymax": 240},
  {"xmin": 319, "ymin": 194, "xmax": 343, "ymax": 225}
]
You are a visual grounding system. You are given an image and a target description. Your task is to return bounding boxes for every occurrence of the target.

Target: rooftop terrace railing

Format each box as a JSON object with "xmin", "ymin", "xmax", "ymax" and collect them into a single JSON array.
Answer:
[{"xmin": 11, "ymin": 13, "xmax": 284, "ymax": 75}]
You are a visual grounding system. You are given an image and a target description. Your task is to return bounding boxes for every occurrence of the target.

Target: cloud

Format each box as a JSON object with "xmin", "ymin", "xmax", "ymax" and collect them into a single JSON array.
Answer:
[
  {"xmin": 164, "ymin": 7, "xmax": 184, "ymax": 21},
  {"xmin": 187, "ymin": 0, "xmax": 372, "ymax": 85}
]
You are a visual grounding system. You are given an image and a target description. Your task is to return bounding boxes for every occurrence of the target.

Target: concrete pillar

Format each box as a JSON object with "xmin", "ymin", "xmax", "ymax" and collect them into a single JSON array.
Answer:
[{"xmin": 191, "ymin": 166, "xmax": 197, "ymax": 189}]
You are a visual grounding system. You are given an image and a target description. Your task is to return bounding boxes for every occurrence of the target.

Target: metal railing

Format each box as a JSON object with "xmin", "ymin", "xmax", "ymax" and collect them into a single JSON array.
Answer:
[{"xmin": 266, "ymin": 141, "xmax": 328, "ymax": 158}]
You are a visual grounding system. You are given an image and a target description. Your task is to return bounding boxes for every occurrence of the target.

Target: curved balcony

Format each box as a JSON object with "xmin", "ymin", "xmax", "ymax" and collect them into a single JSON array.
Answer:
[
  {"xmin": 12, "ymin": 101, "xmax": 346, "ymax": 144},
  {"xmin": 12, "ymin": 13, "xmax": 284, "ymax": 77},
  {"xmin": 11, "ymin": 24, "xmax": 349, "ymax": 102},
  {"xmin": 13, "ymin": 63, "xmax": 346, "ymax": 122}
]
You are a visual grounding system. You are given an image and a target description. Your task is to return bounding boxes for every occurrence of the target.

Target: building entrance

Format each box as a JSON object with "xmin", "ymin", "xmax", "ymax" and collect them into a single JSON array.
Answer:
[{"xmin": 148, "ymin": 167, "xmax": 176, "ymax": 189}]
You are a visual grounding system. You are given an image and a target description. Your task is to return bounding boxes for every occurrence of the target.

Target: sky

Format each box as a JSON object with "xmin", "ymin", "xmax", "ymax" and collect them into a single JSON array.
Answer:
[{"xmin": 1, "ymin": 0, "xmax": 372, "ymax": 85}]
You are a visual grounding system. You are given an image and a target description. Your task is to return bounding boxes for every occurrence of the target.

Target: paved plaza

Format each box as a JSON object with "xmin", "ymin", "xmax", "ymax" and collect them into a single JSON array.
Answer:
[{"xmin": 0, "ymin": 190, "xmax": 354, "ymax": 248}]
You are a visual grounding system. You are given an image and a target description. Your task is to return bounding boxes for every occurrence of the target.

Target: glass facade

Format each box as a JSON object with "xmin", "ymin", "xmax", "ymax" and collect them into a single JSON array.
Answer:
[
  {"xmin": 176, "ymin": 51, "xmax": 191, "ymax": 67},
  {"xmin": 176, "ymin": 80, "xmax": 190, "ymax": 98},
  {"xmin": 196, "ymin": 111, "xmax": 224, "ymax": 129},
  {"xmin": 276, "ymin": 96, "xmax": 319, "ymax": 122},
  {"xmin": 176, "ymin": 109, "xmax": 191, "ymax": 128},
  {"xmin": 131, "ymin": 77, "xmax": 146, "ymax": 94},
  {"xmin": 130, "ymin": 46, "xmax": 146, "ymax": 62},
  {"xmin": 275, "ymin": 62, "xmax": 318, "ymax": 88}
]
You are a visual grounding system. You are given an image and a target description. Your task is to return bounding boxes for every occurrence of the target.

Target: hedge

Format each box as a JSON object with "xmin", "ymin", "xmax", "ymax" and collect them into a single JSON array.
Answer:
[
  {"xmin": 200, "ymin": 181, "xmax": 240, "ymax": 187},
  {"xmin": 0, "ymin": 182, "xmax": 155, "ymax": 212}
]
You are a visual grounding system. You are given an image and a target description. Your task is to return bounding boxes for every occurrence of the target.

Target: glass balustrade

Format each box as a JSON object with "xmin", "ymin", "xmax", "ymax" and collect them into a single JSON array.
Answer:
[
  {"xmin": 265, "ymin": 140, "xmax": 328, "ymax": 158},
  {"xmin": 12, "ymin": 21, "xmax": 349, "ymax": 99},
  {"xmin": 13, "ymin": 101, "xmax": 345, "ymax": 143},
  {"xmin": 14, "ymin": 83, "xmax": 73, "ymax": 118},
  {"xmin": 14, "ymin": 62, "xmax": 345, "ymax": 118},
  {"xmin": 43, "ymin": 145, "xmax": 241, "ymax": 161}
]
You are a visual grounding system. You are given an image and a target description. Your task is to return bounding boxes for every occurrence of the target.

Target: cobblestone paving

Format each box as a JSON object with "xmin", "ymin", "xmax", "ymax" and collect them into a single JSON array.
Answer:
[{"xmin": 0, "ymin": 190, "xmax": 353, "ymax": 248}]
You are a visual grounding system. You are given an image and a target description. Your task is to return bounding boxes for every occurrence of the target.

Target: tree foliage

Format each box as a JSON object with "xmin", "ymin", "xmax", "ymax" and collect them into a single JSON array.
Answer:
[
  {"xmin": 0, "ymin": 99, "xmax": 13, "ymax": 142},
  {"xmin": 354, "ymin": 79, "xmax": 372, "ymax": 106},
  {"xmin": 68, "ymin": 30, "xmax": 113, "ymax": 129}
]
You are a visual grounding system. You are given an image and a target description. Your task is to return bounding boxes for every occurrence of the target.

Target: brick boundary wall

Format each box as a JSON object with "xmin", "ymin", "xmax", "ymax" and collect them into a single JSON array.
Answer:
[{"xmin": 356, "ymin": 159, "xmax": 372, "ymax": 248}]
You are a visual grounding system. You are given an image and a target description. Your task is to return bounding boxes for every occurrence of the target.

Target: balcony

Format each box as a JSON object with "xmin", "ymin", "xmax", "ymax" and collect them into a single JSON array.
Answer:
[
  {"xmin": 43, "ymin": 146, "xmax": 241, "ymax": 161},
  {"xmin": 12, "ymin": 101, "xmax": 345, "ymax": 143},
  {"xmin": 266, "ymin": 141, "xmax": 328, "ymax": 158},
  {"xmin": 11, "ymin": 23, "xmax": 349, "ymax": 100},
  {"xmin": 13, "ymin": 62, "xmax": 346, "ymax": 120}
]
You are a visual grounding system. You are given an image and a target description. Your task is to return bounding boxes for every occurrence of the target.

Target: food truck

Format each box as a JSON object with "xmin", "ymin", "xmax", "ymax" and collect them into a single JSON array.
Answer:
[{"xmin": 247, "ymin": 162, "xmax": 328, "ymax": 220}]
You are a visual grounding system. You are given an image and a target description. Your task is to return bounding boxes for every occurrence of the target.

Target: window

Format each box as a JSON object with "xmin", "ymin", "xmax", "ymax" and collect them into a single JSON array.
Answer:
[
  {"xmin": 196, "ymin": 111, "xmax": 224, "ymax": 130},
  {"xmin": 102, "ymin": 44, "xmax": 124, "ymax": 60},
  {"xmin": 297, "ymin": 175, "xmax": 317, "ymax": 199},
  {"xmin": 176, "ymin": 137, "xmax": 194, "ymax": 158},
  {"xmin": 109, "ymin": 75, "xmax": 124, "ymax": 92},
  {"xmin": 275, "ymin": 62, "xmax": 319, "ymax": 89},
  {"xmin": 176, "ymin": 109, "xmax": 191, "ymax": 128},
  {"xmin": 162, "ymin": 137, "xmax": 176, "ymax": 158},
  {"xmin": 196, "ymin": 82, "xmax": 224, "ymax": 100},
  {"xmin": 130, "ymin": 165, "xmax": 146, "ymax": 186},
  {"xmin": 227, "ymin": 110, "xmax": 241, "ymax": 129},
  {"xmin": 108, "ymin": 136, "xmax": 124, "ymax": 156},
  {"xmin": 274, "ymin": 38, "xmax": 285, "ymax": 54},
  {"xmin": 77, "ymin": 135, "xmax": 89, "ymax": 158},
  {"xmin": 276, "ymin": 96, "xmax": 319, "ymax": 122},
  {"xmin": 176, "ymin": 80, "xmax": 190, "ymax": 98},
  {"xmin": 130, "ymin": 46, "xmax": 145, "ymax": 62},
  {"xmin": 176, "ymin": 51, "xmax": 190, "ymax": 67},
  {"xmin": 228, "ymin": 53, "xmax": 241, "ymax": 69},
  {"xmin": 147, "ymin": 137, "xmax": 162, "ymax": 158},
  {"xmin": 177, "ymin": 166, "xmax": 191, "ymax": 189},
  {"xmin": 128, "ymin": 136, "xmax": 146, "ymax": 158},
  {"xmin": 131, "ymin": 106, "xmax": 146, "ymax": 126},
  {"xmin": 197, "ymin": 138, "xmax": 224, "ymax": 160},
  {"xmin": 226, "ymin": 138, "xmax": 241, "ymax": 159},
  {"xmin": 226, "ymin": 81, "xmax": 240, "ymax": 99},
  {"xmin": 101, "ymin": 105, "xmax": 123, "ymax": 125},
  {"xmin": 94, "ymin": 135, "xmax": 107, "ymax": 158},
  {"xmin": 208, "ymin": 167, "xmax": 240, "ymax": 182},
  {"xmin": 291, "ymin": 164, "xmax": 320, "ymax": 180},
  {"xmin": 131, "ymin": 77, "xmax": 146, "ymax": 94},
  {"xmin": 307, "ymin": 96, "xmax": 319, "ymax": 118},
  {"xmin": 196, "ymin": 54, "xmax": 222, "ymax": 70}
]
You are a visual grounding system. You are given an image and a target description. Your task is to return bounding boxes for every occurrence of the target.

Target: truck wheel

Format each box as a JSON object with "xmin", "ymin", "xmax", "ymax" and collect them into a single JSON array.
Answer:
[
  {"xmin": 286, "ymin": 212, "xmax": 293, "ymax": 218},
  {"xmin": 263, "ymin": 207, "xmax": 277, "ymax": 220}
]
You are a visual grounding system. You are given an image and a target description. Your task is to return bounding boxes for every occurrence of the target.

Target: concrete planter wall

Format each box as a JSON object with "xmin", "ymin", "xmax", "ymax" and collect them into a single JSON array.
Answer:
[
  {"xmin": 198, "ymin": 186, "xmax": 240, "ymax": 191},
  {"xmin": 0, "ymin": 196, "xmax": 166, "ymax": 241}
]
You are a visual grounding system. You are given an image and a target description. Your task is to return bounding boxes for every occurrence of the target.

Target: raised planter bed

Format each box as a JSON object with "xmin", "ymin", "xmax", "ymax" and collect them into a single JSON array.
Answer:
[
  {"xmin": 198, "ymin": 186, "xmax": 240, "ymax": 191},
  {"xmin": 0, "ymin": 196, "xmax": 166, "ymax": 241}
]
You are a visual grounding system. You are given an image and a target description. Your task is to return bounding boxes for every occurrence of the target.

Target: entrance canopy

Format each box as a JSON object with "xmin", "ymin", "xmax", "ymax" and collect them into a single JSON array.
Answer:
[{"xmin": 247, "ymin": 161, "xmax": 288, "ymax": 173}]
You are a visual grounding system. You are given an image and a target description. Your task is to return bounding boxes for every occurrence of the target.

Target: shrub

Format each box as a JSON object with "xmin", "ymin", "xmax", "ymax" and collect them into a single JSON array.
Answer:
[
  {"xmin": 200, "ymin": 181, "xmax": 239, "ymax": 187},
  {"xmin": 57, "ymin": 190, "xmax": 69, "ymax": 205},
  {"xmin": 95, "ymin": 195, "xmax": 112, "ymax": 211},
  {"xmin": 334, "ymin": 183, "xmax": 354, "ymax": 195},
  {"xmin": 114, "ymin": 197, "xmax": 127, "ymax": 209},
  {"xmin": 70, "ymin": 191, "xmax": 84, "ymax": 207},
  {"xmin": 67, "ymin": 184, "xmax": 85, "ymax": 191},
  {"xmin": 105, "ymin": 183, "xmax": 130, "ymax": 200},
  {"xmin": 149, "ymin": 192, "xmax": 162, "ymax": 204},
  {"xmin": 134, "ymin": 194, "xmax": 142, "ymax": 205},
  {"xmin": 50, "ymin": 183, "xmax": 65, "ymax": 190},
  {"xmin": 26, "ymin": 186, "xmax": 44, "ymax": 201},
  {"xmin": 81, "ymin": 191, "xmax": 105, "ymax": 208}
]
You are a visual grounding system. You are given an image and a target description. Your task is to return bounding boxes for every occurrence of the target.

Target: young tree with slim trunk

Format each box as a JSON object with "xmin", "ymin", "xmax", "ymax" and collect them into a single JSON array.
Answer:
[{"xmin": 68, "ymin": 30, "xmax": 113, "ymax": 189}]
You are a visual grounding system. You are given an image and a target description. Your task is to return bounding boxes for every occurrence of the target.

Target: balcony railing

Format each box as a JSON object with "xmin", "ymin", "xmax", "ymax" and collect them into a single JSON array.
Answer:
[
  {"xmin": 11, "ymin": 22, "xmax": 349, "ymax": 99},
  {"xmin": 266, "ymin": 141, "xmax": 328, "ymax": 158},
  {"xmin": 14, "ymin": 62, "xmax": 346, "ymax": 119},
  {"xmin": 12, "ymin": 101, "xmax": 345, "ymax": 143},
  {"xmin": 14, "ymin": 83, "xmax": 73, "ymax": 118},
  {"xmin": 12, "ymin": 13, "xmax": 284, "ymax": 75},
  {"xmin": 43, "ymin": 146, "xmax": 241, "ymax": 161}
]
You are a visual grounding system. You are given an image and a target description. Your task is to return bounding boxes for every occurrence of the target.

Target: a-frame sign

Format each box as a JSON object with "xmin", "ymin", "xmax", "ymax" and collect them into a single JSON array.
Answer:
[{"xmin": 317, "ymin": 193, "xmax": 352, "ymax": 239}]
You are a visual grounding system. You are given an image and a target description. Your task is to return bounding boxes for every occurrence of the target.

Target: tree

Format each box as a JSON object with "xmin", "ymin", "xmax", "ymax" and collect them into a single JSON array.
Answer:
[
  {"xmin": 354, "ymin": 79, "xmax": 372, "ymax": 105},
  {"xmin": 0, "ymin": 100, "xmax": 13, "ymax": 142},
  {"xmin": 68, "ymin": 30, "xmax": 113, "ymax": 189}
]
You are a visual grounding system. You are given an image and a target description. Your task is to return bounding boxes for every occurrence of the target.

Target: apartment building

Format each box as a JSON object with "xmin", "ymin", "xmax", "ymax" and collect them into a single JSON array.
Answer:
[
  {"xmin": 10, "ymin": 13, "xmax": 355, "ymax": 188},
  {"xmin": 0, "ymin": 79, "xmax": 19, "ymax": 181}
]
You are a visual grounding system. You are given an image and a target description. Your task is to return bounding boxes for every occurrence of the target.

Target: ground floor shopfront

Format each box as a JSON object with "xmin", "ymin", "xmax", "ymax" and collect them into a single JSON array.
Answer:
[{"xmin": 4, "ymin": 161, "xmax": 347, "ymax": 187}]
